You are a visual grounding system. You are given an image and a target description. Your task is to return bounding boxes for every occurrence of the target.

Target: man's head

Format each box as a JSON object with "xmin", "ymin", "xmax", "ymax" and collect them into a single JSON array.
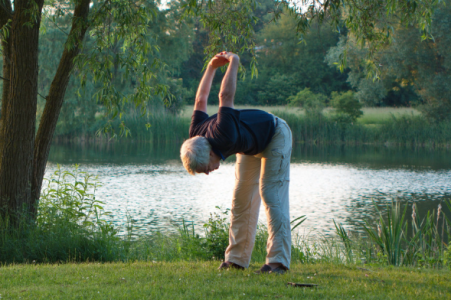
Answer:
[{"xmin": 180, "ymin": 136, "xmax": 221, "ymax": 175}]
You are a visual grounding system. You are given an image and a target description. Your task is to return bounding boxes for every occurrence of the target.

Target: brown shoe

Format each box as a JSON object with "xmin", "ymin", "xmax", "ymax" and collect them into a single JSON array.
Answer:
[
  {"xmin": 218, "ymin": 261, "xmax": 245, "ymax": 270},
  {"xmin": 254, "ymin": 264, "xmax": 287, "ymax": 275},
  {"xmin": 254, "ymin": 264, "xmax": 272, "ymax": 274}
]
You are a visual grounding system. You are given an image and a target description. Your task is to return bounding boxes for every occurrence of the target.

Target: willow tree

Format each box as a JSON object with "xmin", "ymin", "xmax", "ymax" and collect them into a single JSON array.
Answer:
[
  {"xmin": 0, "ymin": 0, "xmax": 164, "ymax": 224},
  {"xmin": 0, "ymin": 0, "xmax": 444, "ymax": 225}
]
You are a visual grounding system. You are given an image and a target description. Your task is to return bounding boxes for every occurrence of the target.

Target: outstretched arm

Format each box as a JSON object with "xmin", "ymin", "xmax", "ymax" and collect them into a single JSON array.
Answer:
[
  {"xmin": 217, "ymin": 52, "xmax": 240, "ymax": 108},
  {"xmin": 194, "ymin": 54, "xmax": 229, "ymax": 113}
]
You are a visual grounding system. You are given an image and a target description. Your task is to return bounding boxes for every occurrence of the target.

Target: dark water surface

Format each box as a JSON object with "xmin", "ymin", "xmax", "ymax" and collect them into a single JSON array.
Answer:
[{"xmin": 47, "ymin": 142, "xmax": 451, "ymax": 236}]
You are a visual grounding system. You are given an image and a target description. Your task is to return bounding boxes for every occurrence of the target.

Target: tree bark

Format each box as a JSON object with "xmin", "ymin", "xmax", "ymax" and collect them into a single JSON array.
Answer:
[
  {"xmin": 0, "ymin": 0, "xmax": 44, "ymax": 223},
  {"xmin": 32, "ymin": 0, "xmax": 91, "ymax": 211},
  {"xmin": 0, "ymin": 0, "xmax": 13, "ymax": 155}
]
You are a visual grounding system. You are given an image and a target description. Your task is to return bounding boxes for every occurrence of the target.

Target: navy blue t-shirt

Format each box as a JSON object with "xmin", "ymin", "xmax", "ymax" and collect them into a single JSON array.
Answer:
[{"xmin": 189, "ymin": 107, "xmax": 276, "ymax": 159}]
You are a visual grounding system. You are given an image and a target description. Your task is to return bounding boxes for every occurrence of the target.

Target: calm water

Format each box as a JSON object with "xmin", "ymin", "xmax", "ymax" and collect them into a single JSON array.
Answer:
[{"xmin": 47, "ymin": 142, "xmax": 451, "ymax": 236}]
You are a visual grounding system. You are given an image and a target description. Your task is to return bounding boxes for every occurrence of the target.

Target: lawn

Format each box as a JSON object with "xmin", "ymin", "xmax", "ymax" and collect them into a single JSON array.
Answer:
[
  {"xmin": 180, "ymin": 105, "xmax": 298, "ymax": 118},
  {"xmin": 181, "ymin": 105, "xmax": 420, "ymax": 125},
  {"xmin": 1, "ymin": 262, "xmax": 449, "ymax": 299}
]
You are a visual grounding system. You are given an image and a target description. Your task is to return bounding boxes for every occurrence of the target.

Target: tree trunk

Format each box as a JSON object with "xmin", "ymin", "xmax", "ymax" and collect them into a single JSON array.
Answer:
[
  {"xmin": 32, "ymin": 0, "xmax": 91, "ymax": 210},
  {"xmin": 0, "ymin": 0, "xmax": 44, "ymax": 224},
  {"xmin": 0, "ymin": 0, "xmax": 12, "ymax": 158}
]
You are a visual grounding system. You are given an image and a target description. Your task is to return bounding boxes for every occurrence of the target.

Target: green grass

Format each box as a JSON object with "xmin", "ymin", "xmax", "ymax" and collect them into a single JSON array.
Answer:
[
  {"xmin": 181, "ymin": 105, "xmax": 420, "ymax": 124},
  {"xmin": 180, "ymin": 105, "xmax": 301, "ymax": 118},
  {"xmin": 1, "ymin": 261, "xmax": 450, "ymax": 299},
  {"xmin": 357, "ymin": 107, "xmax": 420, "ymax": 125}
]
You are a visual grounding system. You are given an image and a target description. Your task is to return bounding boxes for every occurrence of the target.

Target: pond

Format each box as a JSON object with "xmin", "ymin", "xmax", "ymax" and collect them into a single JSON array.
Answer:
[{"xmin": 47, "ymin": 142, "xmax": 451, "ymax": 236}]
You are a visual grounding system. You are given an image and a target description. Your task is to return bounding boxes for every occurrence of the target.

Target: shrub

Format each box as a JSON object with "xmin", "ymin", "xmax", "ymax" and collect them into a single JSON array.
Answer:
[
  {"xmin": 287, "ymin": 88, "xmax": 327, "ymax": 116},
  {"xmin": 0, "ymin": 166, "xmax": 121, "ymax": 263},
  {"xmin": 330, "ymin": 91, "xmax": 363, "ymax": 122},
  {"xmin": 203, "ymin": 207, "xmax": 230, "ymax": 260}
]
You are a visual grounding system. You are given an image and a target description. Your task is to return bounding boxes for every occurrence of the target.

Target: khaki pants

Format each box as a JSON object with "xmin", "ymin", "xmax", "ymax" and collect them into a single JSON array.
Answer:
[{"xmin": 224, "ymin": 118, "xmax": 292, "ymax": 269}]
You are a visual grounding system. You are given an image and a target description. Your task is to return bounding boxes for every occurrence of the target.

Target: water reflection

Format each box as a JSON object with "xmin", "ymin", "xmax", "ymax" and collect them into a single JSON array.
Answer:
[{"xmin": 47, "ymin": 142, "xmax": 451, "ymax": 235}]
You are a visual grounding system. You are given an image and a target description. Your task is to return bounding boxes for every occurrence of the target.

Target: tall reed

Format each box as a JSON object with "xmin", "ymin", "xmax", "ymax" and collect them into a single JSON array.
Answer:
[
  {"xmin": 334, "ymin": 200, "xmax": 451, "ymax": 267},
  {"xmin": 53, "ymin": 109, "xmax": 451, "ymax": 147}
]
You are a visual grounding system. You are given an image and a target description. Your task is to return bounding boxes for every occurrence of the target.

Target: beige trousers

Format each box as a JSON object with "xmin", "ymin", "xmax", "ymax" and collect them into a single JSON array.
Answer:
[{"xmin": 224, "ymin": 118, "xmax": 292, "ymax": 269}]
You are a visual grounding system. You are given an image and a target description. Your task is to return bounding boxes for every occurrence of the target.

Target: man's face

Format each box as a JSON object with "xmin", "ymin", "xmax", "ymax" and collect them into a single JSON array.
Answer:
[{"xmin": 196, "ymin": 150, "xmax": 221, "ymax": 175}]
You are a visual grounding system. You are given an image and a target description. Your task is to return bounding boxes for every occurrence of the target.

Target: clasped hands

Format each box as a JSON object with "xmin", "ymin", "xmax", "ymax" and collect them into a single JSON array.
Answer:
[{"xmin": 209, "ymin": 51, "xmax": 239, "ymax": 69}]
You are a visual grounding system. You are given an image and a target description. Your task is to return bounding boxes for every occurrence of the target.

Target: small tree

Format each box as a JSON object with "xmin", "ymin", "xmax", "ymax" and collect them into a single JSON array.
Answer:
[
  {"xmin": 288, "ymin": 88, "xmax": 327, "ymax": 116},
  {"xmin": 330, "ymin": 91, "xmax": 363, "ymax": 122}
]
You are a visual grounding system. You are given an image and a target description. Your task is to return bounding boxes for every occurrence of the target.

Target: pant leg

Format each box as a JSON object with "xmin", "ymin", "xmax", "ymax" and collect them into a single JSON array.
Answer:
[
  {"xmin": 224, "ymin": 153, "xmax": 261, "ymax": 268},
  {"xmin": 257, "ymin": 118, "xmax": 292, "ymax": 269}
]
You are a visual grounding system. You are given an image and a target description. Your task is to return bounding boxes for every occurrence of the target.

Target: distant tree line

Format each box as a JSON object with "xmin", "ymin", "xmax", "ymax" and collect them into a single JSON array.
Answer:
[{"xmin": 10, "ymin": 0, "xmax": 451, "ymax": 138}]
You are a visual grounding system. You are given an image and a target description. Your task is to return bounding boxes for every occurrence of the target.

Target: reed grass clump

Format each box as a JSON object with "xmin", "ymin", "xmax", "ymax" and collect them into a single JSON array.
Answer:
[{"xmin": 333, "ymin": 200, "xmax": 451, "ymax": 268}]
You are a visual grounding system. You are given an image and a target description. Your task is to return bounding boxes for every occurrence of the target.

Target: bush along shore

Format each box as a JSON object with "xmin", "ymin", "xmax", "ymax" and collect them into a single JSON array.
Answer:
[
  {"xmin": 52, "ymin": 110, "xmax": 451, "ymax": 148},
  {"xmin": 1, "ymin": 166, "xmax": 450, "ymax": 269}
]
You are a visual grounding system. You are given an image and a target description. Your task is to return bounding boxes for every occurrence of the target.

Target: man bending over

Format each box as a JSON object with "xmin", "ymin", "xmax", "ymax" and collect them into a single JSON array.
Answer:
[{"xmin": 180, "ymin": 52, "xmax": 292, "ymax": 274}]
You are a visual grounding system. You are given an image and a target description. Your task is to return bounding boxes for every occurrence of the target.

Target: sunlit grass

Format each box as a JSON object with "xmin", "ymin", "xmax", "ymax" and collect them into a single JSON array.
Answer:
[
  {"xmin": 357, "ymin": 107, "xmax": 420, "ymax": 124},
  {"xmin": 181, "ymin": 105, "xmax": 304, "ymax": 118},
  {"xmin": 181, "ymin": 105, "xmax": 420, "ymax": 124},
  {"xmin": 1, "ymin": 261, "xmax": 450, "ymax": 299}
]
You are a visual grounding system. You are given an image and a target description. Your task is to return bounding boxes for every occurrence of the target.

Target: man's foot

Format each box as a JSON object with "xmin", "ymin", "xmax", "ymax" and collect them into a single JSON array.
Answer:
[
  {"xmin": 218, "ymin": 261, "xmax": 245, "ymax": 270},
  {"xmin": 254, "ymin": 264, "xmax": 287, "ymax": 275}
]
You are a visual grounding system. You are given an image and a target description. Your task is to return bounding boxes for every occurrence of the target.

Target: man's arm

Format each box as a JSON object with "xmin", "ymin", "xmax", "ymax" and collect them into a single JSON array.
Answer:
[
  {"xmin": 194, "ymin": 54, "xmax": 229, "ymax": 113},
  {"xmin": 217, "ymin": 52, "xmax": 240, "ymax": 108}
]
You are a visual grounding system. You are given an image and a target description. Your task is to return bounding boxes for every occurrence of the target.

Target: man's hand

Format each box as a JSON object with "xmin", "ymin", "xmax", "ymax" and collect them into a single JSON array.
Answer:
[
  {"xmin": 209, "ymin": 51, "xmax": 240, "ymax": 69},
  {"xmin": 217, "ymin": 51, "xmax": 240, "ymax": 109}
]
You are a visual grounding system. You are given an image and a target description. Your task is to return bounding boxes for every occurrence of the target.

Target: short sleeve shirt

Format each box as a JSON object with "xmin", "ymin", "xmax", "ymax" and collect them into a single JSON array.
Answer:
[{"xmin": 189, "ymin": 107, "xmax": 276, "ymax": 159}]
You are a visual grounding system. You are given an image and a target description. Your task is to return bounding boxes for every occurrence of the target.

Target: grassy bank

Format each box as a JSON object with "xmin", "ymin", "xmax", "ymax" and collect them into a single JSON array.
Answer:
[
  {"xmin": 1, "ymin": 261, "xmax": 450, "ymax": 299},
  {"xmin": 2, "ymin": 167, "xmax": 450, "ymax": 268}
]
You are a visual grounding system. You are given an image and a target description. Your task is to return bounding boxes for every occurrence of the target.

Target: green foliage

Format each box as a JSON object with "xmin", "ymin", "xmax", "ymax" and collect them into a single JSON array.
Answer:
[
  {"xmin": 182, "ymin": 0, "xmax": 444, "ymax": 80},
  {"xmin": 287, "ymin": 88, "xmax": 327, "ymax": 116},
  {"xmin": 363, "ymin": 201, "xmax": 407, "ymax": 266},
  {"xmin": 330, "ymin": 91, "xmax": 363, "ymax": 122},
  {"xmin": 257, "ymin": 74, "xmax": 299, "ymax": 105},
  {"xmin": 0, "ymin": 166, "xmax": 120, "ymax": 263},
  {"xmin": 291, "ymin": 0, "xmax": 443, "ymax": 78},
  {"xmin": 184, "ymin": 0, "xmax": 260, "ymax": 77},
  {"xmin": 334, "ymin": 220, "xmax": 353, "ymax": 264},
  {"xmin": 332, "ymin": 200, "xmax": 451, "ymax": 268},
  {"xmin": 38, "ymin": 165, "xmax": 109, "ymax": 229},
  {"xmin": 177, "ymin": 5, "xmax": 350, "ymax": 107},
  {"xmin": 34, "ymin": 1, "xmax": 195, "ymax": 138},
  {"xmin": 290, "ymin": 215, "xmax": 306, "ymax": 232},
  {"xmin": 203, "ymin": 207, "xmax": 230, "ymax": 260},
  {"xmin": 327, "ymin": 2, "xmax": 451, "ymax": 121},
  {"xmin": 404, "ymin": 202, "xmax": 451, "ymax": 267}
]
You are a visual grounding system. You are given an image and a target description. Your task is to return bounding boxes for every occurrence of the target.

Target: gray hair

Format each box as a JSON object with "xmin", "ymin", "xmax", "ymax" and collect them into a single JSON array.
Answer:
[{"xmin": 180, "ymin": 136, "xmax": 211, "ymax": 175}]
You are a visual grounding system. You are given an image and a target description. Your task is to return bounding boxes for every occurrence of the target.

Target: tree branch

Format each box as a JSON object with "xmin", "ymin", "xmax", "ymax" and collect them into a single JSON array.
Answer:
[
  {"xmin": 33, "ymin": 0, "xmax": 92, "ymax": 204},
  {"xmin": 48, "ymin": 18, "xmax": 69, "ymax": 36}
]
